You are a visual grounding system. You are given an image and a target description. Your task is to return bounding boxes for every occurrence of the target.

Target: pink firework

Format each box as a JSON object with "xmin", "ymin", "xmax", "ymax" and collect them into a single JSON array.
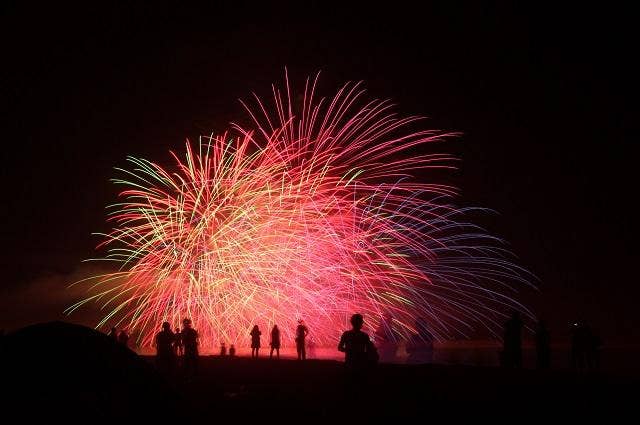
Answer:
[{"xmin": 67, "ymin": 73, "xmax": 534, "ymax": 348}]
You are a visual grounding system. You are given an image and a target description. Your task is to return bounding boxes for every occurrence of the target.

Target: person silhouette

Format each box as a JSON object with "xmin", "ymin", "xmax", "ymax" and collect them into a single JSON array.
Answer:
[
  {"xmin": 229, "ymin": 344, "xmax": 236, "ymax": 357},
  {"xmin": 181, "ymin": 318, "xmax": 199, "ymax": 377},
  {"xmin": 295, "ymin": 320, "xmax": 309, "ymax": 360},
  {"xmin": 535, "ymin": 320, "xmax": 551, "ymax": 369},
  {"xmin": 588, "ymin": 327, "xmax": 603, "ymax": 372},
  {"xmin": 250, "ymin": 325, "xmax": 261, "ymax": 358},
  {"xmin": 108, "ymin": 327, "xmax": 118, "ymax": 342},
  {"xmin": 220, "ymin": 342, "xmax": 227, "ymax": 356},
  {"xmin": 338, "ymin": 313, "xmax": 378, "ymax": 373},
  {"xmin": 571, "ymin": 319, "xmax": 590, "ymax": 372},
  {"xmin": 154, "ymin": 322, "xmax": 176, "ymax": 376},
  {"xmin": 374, "ymin": 313, "xmax": 397, "ymax": 362},
  {"xmin": 406, "ymin": 317, "xmax": 435, "ymax": 364},
  {"xmin": 306, "ymin": 338, "xmax": 317, "ymax": 359},
  {"xmin": 270, "ymin": 325, "xmax": 281, "ymax": 359},
  {"xmin": 502, "ymin": 311, "xmax": 523, "ymax": 368},
  {"xmin": 572, "ymin": 320, "xmax": 602, "ymax": 373},
  {"xmin": 117, "ymin": 329, "xmax": 129, "ymax": 348},
  {"xmin": 174, "ymin": 327, "xmax": 183, "ymax": 357}
]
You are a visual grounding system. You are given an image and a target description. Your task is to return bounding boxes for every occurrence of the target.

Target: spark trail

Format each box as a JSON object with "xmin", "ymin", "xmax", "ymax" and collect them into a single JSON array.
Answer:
[{"xmin": 67, "ymin": 74, "xmax": 534, "ymax": 347}]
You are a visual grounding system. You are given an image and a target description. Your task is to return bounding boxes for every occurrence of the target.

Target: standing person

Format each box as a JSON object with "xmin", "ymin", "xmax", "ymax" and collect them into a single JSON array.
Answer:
[
  {"xmin": 338, "ymin": 314, "xmax": 378, "ymax": 375},
  {"xmin": 374, "ymin": 313, "xmax": 397, "ymax": 362},
  {"xmin": 154, "ymin": 322, "xmax": 176, "ymax": 377},
  {"xmin": 588, "ymin": 327, "xmax": 603, "ymax": 372},
  {"xmin": 108, "ymin": 327, "xmax": 118, "ymax": 342},
  {"xmin": 181, "ymin": 318, "xmax": 199, "ymax": 377},
  {"xmin": 306, "ymin": 338, "xmax": 317, "ymax": 359},
  {"xmin": 406, "ymin": 317, "xmax": 435, "ymax": 364},
  {"xmin": 502, "ymin": 311, "xmax": 524, "ymax": 368},
  {"xmin": 220, "ymin": 342, "xmax": 227, "ymax": 356},
  {"xmin": 250, "ymin": 325, "xmax": 261, "ymax": 358},
  {"xmin": 118, "ymin": 329, "xmax": 130, "ymax": 348},
  {"xmin": 535, "ymin": 320, "xmax": 551, "ymax": 369},
  {"xmin": 295, "ymin": 320, "xmax": 309, "ymax": 360},
  {"xmin": 174, "ymin": 327, "xmax": 183, "ymax": 357},
  {"xmin": 229, "ymin": 344, "xmax": 236, "ymax": 357},
  {"xmin": 270, "ymin": 325, "xmax": 281, "ymax": 359}
]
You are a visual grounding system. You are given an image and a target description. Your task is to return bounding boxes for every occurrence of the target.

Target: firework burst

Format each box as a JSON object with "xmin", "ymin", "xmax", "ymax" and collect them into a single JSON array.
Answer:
[{"xmin": 67, "ymin": 73, "xmax": 534, "ymax": 347}]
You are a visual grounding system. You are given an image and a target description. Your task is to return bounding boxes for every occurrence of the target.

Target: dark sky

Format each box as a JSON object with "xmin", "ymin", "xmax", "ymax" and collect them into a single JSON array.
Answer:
[{"xmin": 1, "ymin": 2, "xmax": 637, "ymax": 342}]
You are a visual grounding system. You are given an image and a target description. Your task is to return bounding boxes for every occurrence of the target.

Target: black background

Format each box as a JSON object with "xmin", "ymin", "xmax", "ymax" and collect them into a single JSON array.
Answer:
[{"xmin": 1, "ymin": 2, "xmax": 637, "ymax": 342}]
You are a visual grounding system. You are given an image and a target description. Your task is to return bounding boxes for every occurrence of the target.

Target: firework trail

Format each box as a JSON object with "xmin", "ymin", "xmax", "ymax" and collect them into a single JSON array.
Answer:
[{"xmin": 67, "ymin": 73, "xmax": 535, "ymax": 347}]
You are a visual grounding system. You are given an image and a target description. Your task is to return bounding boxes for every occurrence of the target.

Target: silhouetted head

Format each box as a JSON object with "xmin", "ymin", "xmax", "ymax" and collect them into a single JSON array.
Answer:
[
  {"xmin": 162, "ymin": 322, "xmax": 171, "ymax": 331},
  {"xmin": 273, "ymin": 325, "xmax": 278, "ymax": 330},
  {"xmin": 182, "ymin": 318, "xmax": 192, "ymax": 328},
  {"xmin": 351, "ymin": 314, "xmax": 364, "ymax": 330},
  {"xmin": 111, "ymin": 327, "xmax": 117, "ymax": 333},
  {"xmin": 175, "ymin": 328, "xmax": 180, "ymax": 333},
  {"xmin": 511, "ymin": 311, "xmax": 521, "ymax": 320},
  {"xmin": 252, "ymin": 325, "xmax": 259, "ymax": 332}
]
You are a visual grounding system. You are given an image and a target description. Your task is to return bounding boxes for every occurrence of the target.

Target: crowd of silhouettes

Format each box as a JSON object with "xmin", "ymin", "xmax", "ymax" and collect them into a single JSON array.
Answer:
[
  {"xmin": 139, "ymin": 310, "xmax": 604, "ymax": 378},
  {"xmin": 153, "ymin": 318, "xmax": 199, "ymax": 378},
  {"xmin": 108, "ymin": 326, "xmax": 130, "ymax": 348},
  {"xmin": 499, "ymin": 312, "xmax": 604, "ymax": 372},
  {"xmin": 246, "ymin": 321, "xmax": 310, "ymax": 360}
]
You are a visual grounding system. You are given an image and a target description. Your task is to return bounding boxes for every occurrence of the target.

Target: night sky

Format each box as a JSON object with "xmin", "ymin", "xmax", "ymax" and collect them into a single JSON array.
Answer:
[{"xmin": 1, "ymin": 3, "xmax": 637, "ymax": 343}]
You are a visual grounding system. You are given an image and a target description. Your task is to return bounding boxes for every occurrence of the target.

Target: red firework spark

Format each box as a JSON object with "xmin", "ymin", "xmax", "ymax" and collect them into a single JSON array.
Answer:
[{"xmin": 67, "ymin": 73, "xmax": 534, "ymax": 347}]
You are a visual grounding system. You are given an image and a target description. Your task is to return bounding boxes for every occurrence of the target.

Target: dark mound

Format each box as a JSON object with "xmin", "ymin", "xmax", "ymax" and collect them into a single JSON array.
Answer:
[{"xmin": 1, "ymin": 321, "xmax": 180, "ymax": 422}]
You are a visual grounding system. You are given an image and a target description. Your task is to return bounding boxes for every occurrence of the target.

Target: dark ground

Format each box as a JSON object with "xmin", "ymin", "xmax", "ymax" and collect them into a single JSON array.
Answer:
[
  {"xmin": 160, "ymin": 356, "xmax": 635, "ymax": 422},
  {"xmin": 2, "ymin": 322, "xmax": 636, "ymax": 423}
]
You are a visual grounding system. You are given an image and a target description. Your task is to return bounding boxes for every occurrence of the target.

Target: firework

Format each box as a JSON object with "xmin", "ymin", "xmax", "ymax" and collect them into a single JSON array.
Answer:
[{"xmin": 67, "ymin": 73, "xmax": 534, "ymax": 347}]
